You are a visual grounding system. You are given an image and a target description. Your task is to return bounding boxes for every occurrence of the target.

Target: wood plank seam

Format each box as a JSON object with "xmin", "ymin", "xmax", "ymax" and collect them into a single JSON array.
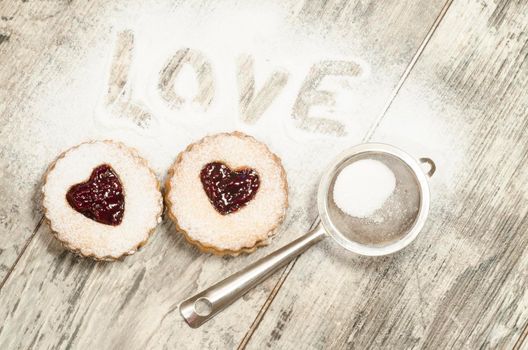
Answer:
[
  {"xmin": 236, "ymin": 259, "xmax": 298, "ymax": 350},
  {"xmin": 237, "ymin": 218, "xmax": 321, "ymax": 349},
  {"xmin": 514, "ymin": 321, "xmax": 528, "ymax": 350},
  {"xmin": 363, "ymin": 0, "xmax": 455, "ymax": 142},
  {"xmin": 0, "ymin": 216, "xmax": 43, "ymax": 292}
]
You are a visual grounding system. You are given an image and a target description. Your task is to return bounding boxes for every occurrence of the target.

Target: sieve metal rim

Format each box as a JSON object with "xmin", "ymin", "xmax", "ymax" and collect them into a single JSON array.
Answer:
[{"xmin": 317, "ymin": 143, "xmax": 430, "ymax": 256}]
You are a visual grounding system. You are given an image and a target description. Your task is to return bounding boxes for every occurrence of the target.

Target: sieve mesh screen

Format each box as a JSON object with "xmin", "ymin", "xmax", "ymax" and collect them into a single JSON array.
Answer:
[{"xmin": 326, "ymin": 152, "xmax": 421, "ymax": 247}]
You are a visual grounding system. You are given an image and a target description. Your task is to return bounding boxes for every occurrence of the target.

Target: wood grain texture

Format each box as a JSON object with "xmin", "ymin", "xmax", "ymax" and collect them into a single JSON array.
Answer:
[
  {"xmin": 2, "ymin": 0, "xmax": 524, "ymax": 349},
  {"xmin": 0, "ymin": 0, "xmax": 113, "ymax": 281},
  {"xmin": 243, "ymin": 0, "xmax": 528, "ymax": 349}
]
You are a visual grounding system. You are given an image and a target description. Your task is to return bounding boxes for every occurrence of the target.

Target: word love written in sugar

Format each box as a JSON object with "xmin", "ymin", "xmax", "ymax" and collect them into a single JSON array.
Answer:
[{"xmin": 104, "ymin": 31, "xmax": 364, "ymax": 136}]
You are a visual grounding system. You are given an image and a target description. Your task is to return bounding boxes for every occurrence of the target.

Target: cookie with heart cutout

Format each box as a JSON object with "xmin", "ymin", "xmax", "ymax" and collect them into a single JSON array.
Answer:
[
  {"xmin": 42, "ymin": 141, "xmax": 163, "ymax": 261},
  {"xmin": 165, "ymin": 132, "xmax": 288, "ymax": 255}
]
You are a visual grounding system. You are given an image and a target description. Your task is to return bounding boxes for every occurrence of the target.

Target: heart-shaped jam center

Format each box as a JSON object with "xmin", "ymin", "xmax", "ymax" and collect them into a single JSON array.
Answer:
[
  {"xmin": 66, "ymin": 164, "xmax": 125, "ymax": 226},
  {"xmin": 200, "ymin": 162, "xmax": 260, "ymax": 215}
]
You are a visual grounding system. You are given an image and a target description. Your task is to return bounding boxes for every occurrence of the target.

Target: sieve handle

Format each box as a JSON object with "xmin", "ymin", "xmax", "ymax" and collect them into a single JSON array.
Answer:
[{"xmin": 179, "ymin": 223, "xmax": 326, "ymax": 328}]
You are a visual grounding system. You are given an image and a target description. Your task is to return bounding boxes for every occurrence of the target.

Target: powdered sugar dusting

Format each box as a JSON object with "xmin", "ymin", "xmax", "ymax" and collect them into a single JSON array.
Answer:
[
  {"xmin": 17, "ymin": 3, "xmax": 376, "ymax": 183},
  {"xmin": 333, "ymin": 159, "xmax": 396, "ymax": 218},
  {"xmin": 42, "ymin": 141, "xmax": 163, "ymax": 259},
  {"xmin": 9, "ymin": 1, "xmax": 467, "ymax": 234},
  {"xmin": 166, "ymin": 133, "xmax": 288, "ymax": 253}
]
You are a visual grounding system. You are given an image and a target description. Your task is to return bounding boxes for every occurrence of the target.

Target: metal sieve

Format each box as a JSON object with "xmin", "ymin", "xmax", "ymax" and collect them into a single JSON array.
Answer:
[{"xmin": 180, "ymin": 143, "xmax": 435, "ymax": 328}]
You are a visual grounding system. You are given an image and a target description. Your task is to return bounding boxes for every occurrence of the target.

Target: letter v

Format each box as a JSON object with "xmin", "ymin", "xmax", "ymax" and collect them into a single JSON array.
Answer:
[{"xmin": 236, "ymin": 54, "xmax": 288, "ymax": 124}]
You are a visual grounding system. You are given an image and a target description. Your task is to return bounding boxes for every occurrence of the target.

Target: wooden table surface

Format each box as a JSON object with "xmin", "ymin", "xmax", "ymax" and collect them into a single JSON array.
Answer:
[{"xmin": 1, "ymin": 0, "xmax": 527, "ymax": 349}]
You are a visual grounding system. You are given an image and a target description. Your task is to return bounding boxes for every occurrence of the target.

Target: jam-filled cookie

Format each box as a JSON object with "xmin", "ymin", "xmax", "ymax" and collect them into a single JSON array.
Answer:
[
  {"xmin": 165, "ymin": 132, "xmax": 288, "ymax": 255},
  {"xmin": 42, "ymin": 141, "xmax": 163, "ymax": 261}
]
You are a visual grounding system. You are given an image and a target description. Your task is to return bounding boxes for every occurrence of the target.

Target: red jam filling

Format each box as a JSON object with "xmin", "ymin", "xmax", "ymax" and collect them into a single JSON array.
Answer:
[
  {"xmin": 66, "ymin": 164, "xmax": 125, "ymax": 226},
  {"xmin": 200, "ymin": 162, "xmax": 260, "ymax": 215}
]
